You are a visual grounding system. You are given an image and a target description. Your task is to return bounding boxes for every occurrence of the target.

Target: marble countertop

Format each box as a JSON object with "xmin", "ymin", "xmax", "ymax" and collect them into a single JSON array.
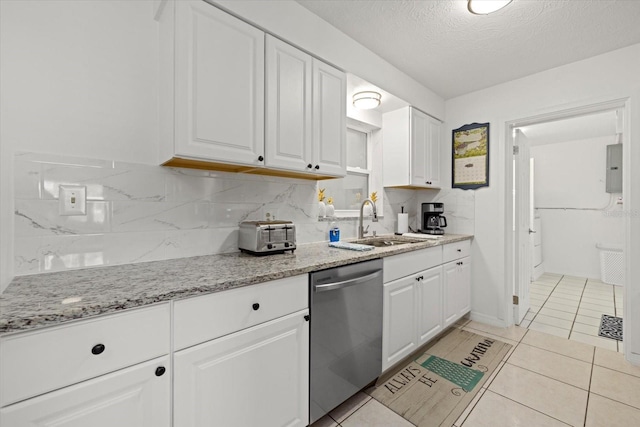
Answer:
[{"xmin": 0, "ymin": 234, "xmax": 472, "ymax": 335}]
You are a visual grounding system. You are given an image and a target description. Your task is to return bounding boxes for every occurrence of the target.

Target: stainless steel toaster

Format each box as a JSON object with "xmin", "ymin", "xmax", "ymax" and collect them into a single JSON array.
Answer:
[{"xmin": 238, "ymin": 220, "xmax": 296, "ymax": 255}]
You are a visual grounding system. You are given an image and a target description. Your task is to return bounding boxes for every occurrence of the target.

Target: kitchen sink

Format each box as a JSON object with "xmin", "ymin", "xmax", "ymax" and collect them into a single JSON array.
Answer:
[{"xmin": 351, "ymin": 236, "xmax": 424, "ymax": 247}]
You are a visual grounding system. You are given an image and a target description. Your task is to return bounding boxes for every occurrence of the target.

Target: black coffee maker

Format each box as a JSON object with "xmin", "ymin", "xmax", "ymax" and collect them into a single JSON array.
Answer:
[{"xmin": 421, "ymin": 203, "xmax": 447, "ymax": 235}]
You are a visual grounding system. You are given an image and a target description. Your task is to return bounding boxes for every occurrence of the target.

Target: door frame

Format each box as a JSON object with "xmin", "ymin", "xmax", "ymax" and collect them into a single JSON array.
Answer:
[{"xmin": 504, "ymin": 96, "xmax": 631, "ymax": 328}]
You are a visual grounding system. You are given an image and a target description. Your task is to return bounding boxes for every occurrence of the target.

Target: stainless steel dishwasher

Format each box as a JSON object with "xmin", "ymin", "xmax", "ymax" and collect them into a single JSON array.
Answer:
[{"xmin": 309, "ymin": 258, "xmax": 383, "ymax": 424}]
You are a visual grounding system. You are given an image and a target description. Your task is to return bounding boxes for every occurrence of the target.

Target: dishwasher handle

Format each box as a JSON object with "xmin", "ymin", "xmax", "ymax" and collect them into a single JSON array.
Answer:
[{"xmin": 313, "ymin": 270, "xmax": 382, "ymax": 293}]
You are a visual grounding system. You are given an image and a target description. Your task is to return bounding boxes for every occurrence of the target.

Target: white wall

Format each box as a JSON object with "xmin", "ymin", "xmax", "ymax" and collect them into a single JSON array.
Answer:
[
  {"xmin": 531, "ymin": 136, "xmax": 625, "ymax": 278},
  {"xmin": 445, "ymin": 42, "xmax": 640, "ymax": 356},
  {"xmin": 0, "ymin": 0, "xmax": 444, "ymax": 292}
]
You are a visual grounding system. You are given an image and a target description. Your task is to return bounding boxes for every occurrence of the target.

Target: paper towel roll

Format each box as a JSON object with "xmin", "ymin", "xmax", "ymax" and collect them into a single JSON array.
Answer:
[{"xmin": 397, "ymin": 213, "xmax": 409, "ymax": 234}]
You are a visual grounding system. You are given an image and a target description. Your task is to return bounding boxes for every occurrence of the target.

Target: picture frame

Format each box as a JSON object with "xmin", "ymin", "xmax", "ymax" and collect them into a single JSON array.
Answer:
[{"xmin": 452, "ymin": 122, "xmax": 490, "ymax": 189}]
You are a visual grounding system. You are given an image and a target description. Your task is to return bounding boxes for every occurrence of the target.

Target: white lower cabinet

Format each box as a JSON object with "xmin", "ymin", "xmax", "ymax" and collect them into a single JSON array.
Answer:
[
  {"xmin": 382, "ymin": 266, "xmax": 443, "ymax": 372},
  {"xmin": 382, "ymin": 241, "xmax": 472, "ymax": 373},
  {"xmin": 443, "ymin": 256, "xmax": 472, "ymax": 328},
  {"xmin": 417, "ymin": 267, "xmax": 444, "ymax": 345},
  {"xmin": 383, "ymin": 274, "xmax": 419, "ymax": 370},
  {"xmin": 0, "ymin": 356, "xmax": 170, "ymax": 427},
  {"xmin": 174, "ymin": 310, "xmax": 309, "ymax": 427}
]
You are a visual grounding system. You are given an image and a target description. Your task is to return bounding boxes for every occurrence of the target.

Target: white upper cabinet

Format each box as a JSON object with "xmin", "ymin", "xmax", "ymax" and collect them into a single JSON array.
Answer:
[
  {"xmin": 265, "ymin": 36, "xmax": 313, "ymax": 172},
  {"xmin": 383, "ymin": 106, "xmax": 442, "ymax": 189},
  {"xmin": 265, "ymin": 35, "xmax": 346, "ymax": 177},
  {"xmin": 312, "ymin": 59, "xmax": 347, "ymax": 176},
  {"xmin": 159, "ymin": 0, "xmax": 265, "ymax": 170},
  {"xmin": 159, "ymin": 2, "xmax": 345, "ymax": 179}
]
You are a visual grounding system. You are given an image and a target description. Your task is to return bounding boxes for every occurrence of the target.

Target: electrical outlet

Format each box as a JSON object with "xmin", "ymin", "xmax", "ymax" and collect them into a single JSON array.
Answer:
[{"xmin": 59, "ymin": 185, "xmax": 87, "ymax": 216}]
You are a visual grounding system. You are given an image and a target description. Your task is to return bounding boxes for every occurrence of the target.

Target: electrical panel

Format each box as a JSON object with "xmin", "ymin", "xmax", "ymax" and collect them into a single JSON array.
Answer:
[{"xmin": 606, "ymin": 144, "xmax": 622, "ymax": 193}]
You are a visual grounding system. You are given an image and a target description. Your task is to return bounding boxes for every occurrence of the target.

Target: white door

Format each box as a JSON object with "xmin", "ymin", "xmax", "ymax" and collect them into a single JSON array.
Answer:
[
  {"xmin": 174, "ymin": 1, "xmax": 265, "ymax": 165},
  {"xmin": 174, "ymin": 310, "xmax": 309, "ymax": 427},
  {"xmin": 312, "ymin": 59, "xmax": 346, "ymax": 176},
  {"xmin": 0, "ymin": 357, "xmax": 170, "ymax": 427},
  {"xmin": 514, "ymin": 129, "xmax": 532, "ymax": 324},
  {"xmin": 265, "ymin": 35, "xmax": 313, "ymax": 172},
  {"xmin": 382, "ymin": 275, "xmax": 417, "ymax": 371},
  {"xmin": 416, "ymin": 266, "xmax": 443, "ymax": 345},
  {"xmin": 529, "ymin": 158, "xmax": 539, "ymax": 281}
]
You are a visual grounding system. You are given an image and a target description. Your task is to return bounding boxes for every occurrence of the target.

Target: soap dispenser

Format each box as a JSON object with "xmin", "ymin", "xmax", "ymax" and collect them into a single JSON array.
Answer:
[{"xmin": 329, "ymin": 222, "xmax": 340, "ymax": 242}]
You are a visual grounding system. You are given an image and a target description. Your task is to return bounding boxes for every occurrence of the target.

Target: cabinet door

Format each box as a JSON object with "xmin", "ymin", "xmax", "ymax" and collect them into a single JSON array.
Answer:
[
  {"xmin": 410, "ymin": 108, "xmax": 429, "ymax": 187},
  {"xmin": 443, "ymin": 260, "xmax": 460, "ymax": 327},
  {"xmin": 174, "ymin": 1, "xmax": 264, "ymax": 165},
  {"xmin": 0, "ymin": 356, "xmax": 170, "ymax": 427},
  {"xmin": 458, "ymin": 257, "xmax": 472, "ymax": 316},
  {"xmin": 425, "ymin": 116, "xmax": 441, "ymax": 188},
  {"xmin": 265, "ymin": 36, "xmax": 313, "ymax": 172},
  {"xmin": 174, "ymin": 310, "xmax": 309, "ymax": 427},
  {"xmin": 411, "ymin": 109, "xmax": 441, "ymax": 188},
  {"xmin": 382, "ymin": 276, "xmax": 418, "ymax": 371},
  {"xmin": 443, "ymin": 257, "xmax": 472, "ymax": 327},
  {"xmin": 416, "ymin": 266, "xmax": 443, "ymax": 345},
  {"xmin": 312, "ymin": 59, "xmax": 346, "ymax": 177}
]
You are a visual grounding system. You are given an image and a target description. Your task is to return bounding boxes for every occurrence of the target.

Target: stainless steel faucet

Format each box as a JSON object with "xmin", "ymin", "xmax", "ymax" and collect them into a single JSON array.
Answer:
[{"xmin": 358, "ymin": 198, "xmax": 378, "ymax": 239}]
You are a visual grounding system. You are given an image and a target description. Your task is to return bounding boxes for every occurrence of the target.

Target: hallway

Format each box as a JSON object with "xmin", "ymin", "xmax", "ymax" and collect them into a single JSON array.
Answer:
[{"xmin": 523, "ymin": 273, "xmax": 623, "ymax": 352}]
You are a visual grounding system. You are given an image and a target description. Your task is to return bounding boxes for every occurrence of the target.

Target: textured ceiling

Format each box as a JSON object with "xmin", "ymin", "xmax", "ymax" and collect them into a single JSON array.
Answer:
[{"xmin": 296, "ymin": 0, "xmax": 640, "ymax": 99}]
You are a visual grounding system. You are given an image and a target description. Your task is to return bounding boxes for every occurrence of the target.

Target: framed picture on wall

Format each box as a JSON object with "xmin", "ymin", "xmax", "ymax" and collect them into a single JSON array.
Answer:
[{"xmin": 452, "ymin": 122, "xmax": 490, "ymax": 189}]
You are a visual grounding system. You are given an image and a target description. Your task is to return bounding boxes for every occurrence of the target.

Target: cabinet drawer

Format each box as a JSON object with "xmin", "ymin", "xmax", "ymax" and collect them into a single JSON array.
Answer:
[
  {"xmin": 174, "ymin": 275, "xmax": 308, "ymax": 350},
  {"xmin": 0, "ymin": 356, "xmax": 170, "ymax": 427},
  {"xmin": 442, "ymin": 240, "xmax": 471, "ymax": 263},
  {"xmin": 383, "ymin": 246, "xmax": 442, "ymax": 283},
  {"xmin": 0, "ymin": 303, "xmax": 170, "ymax": 407}
]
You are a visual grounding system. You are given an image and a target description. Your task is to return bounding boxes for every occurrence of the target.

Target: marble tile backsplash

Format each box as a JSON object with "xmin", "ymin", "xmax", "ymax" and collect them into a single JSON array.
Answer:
[{"xmin": 13, "ymin": 152, "xmax": 475, "ymax": 275}]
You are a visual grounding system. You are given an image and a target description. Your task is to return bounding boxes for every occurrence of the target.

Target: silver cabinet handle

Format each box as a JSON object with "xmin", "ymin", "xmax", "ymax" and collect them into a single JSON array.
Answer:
[
  {"xmin": 313, "ymin": 270, "xmax": 382, "ymax": 292},
  {"xmin": 529, "ymin": 229, "xmax": 537, "ymax": 234}
]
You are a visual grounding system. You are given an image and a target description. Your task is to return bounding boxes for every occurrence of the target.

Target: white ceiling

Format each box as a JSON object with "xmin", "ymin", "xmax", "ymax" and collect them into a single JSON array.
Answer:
[{"xmin": 296, "ymin": 0, "xmax": 640, "ymax": 100}]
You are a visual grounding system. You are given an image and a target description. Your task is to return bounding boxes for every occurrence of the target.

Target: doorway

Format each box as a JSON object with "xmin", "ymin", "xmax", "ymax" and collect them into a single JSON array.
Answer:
[{"xmin": 506, "ymin": 99, "xmax": 630, "ymax": 347}]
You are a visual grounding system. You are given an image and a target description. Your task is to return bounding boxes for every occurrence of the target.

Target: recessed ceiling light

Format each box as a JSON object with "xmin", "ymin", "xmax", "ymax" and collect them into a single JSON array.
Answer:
[
  {"xmin": 468, "ymin": 0, "xmax": 513, "ymax": 15},
  {"xmin": 352, "ymin": 91, "xmax": 381, "ymax": 110}
]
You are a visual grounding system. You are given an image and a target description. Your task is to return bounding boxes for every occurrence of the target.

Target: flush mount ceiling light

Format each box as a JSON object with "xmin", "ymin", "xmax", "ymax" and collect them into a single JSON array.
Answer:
[
  {"xmin": 352, "ymin": 91, "xmax": 381, "ymax": 110},
  {"xmin": 468, "ymin": 0, "xmax": 513, "ymax": 15}
]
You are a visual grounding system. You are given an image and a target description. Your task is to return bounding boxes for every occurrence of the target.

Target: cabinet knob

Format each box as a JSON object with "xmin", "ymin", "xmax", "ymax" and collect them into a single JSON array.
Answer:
[
  {"xmin": 314, "ymin": 165, "xmax": 320, "ymax": 170},
  {"xmin": 155, "ymin": 366, "xmax": 166, "ymax": 377},
  {"xmin": 457, "ymin": 249, "xmax": 461, "ymax": 252},
  {"xmin": 91, "ymin": 344, "xmax": 105, "ymax": 355},
  {"xmin": 252, "ymin": 303, "xmax": 260, "ymax": 311},
  {"xmin": 426, "ymin": 181, "xmax": 432, "ymax": 185},
  {"xmin": 304, "ymin": 315, "xmax": 310, "ymax": 321},
  {"xmin": 258, "ymin": 155, "xmax": 264, "ymax": 162},
  {"xmin": 307, "ymin": 163, "xmax": 313, "ymax": 169}
]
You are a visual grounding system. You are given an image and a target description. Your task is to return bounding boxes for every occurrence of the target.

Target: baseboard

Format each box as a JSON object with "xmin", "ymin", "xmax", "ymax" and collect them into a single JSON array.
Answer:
[
  {"xmin": 532, "ymin": 263, "xmax": 544, "ymax": 281},
  {"xmin": 626, "ymin": 351, "xmax": 640, "ymax": 367},
  {"xmin": 469, "ymin": 311, "xmax": 509, "ymax": 328}
]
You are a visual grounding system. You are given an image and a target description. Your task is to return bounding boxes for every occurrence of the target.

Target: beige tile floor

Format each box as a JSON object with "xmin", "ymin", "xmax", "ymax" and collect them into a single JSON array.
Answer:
[
  {"xmin": 523, "ymin": 273, "xmax": 623, "ymax": 353},
  {"xmin": 312, "ymin": 317, "xmax": 640, "ymax": 427}
]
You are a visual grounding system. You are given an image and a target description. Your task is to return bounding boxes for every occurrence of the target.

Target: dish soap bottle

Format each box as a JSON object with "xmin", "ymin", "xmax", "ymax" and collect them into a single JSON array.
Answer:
[{"xmin": 329, "ymin": 222, "xmax": 340, "ymax": 242}]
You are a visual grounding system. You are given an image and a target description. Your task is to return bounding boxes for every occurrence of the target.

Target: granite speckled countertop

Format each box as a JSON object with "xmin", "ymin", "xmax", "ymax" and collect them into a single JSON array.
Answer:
[{"xmin": 0, "ymin": 234, "xmax": 472, "ymax": 335}]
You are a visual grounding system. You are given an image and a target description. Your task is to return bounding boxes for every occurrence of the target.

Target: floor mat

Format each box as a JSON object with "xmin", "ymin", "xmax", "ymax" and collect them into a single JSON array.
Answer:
[
  {"xmin": 369, "ymin": 328, "xmax": 512, "ymax": 427},
  {"xmin": 599, "ymin": 314, "xmax": 623, "ymax": 341}
]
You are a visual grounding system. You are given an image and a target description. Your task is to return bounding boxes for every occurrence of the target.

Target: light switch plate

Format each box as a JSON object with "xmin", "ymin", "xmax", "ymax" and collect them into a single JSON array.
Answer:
[{"xmin": 59, "ymin": 185, "xmax": 87, "ymax": 216}]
